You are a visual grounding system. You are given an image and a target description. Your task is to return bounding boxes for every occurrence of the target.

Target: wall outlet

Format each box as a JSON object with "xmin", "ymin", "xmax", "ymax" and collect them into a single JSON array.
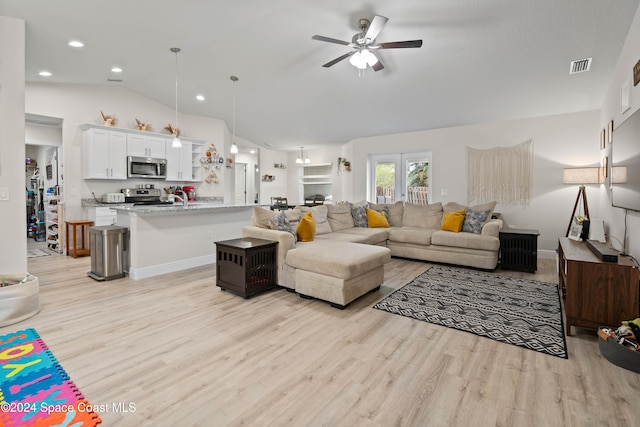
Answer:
[
  {"xmin": 0, "ymin": 187, "xmax": 9, "ymax": 201},
  {"xmin": 207, "ymin": 230, "xmax": 213, "ymax": 239},
  {"xmin": 440, "ymin": 188, "xmax": 448, "ymax": 196}
]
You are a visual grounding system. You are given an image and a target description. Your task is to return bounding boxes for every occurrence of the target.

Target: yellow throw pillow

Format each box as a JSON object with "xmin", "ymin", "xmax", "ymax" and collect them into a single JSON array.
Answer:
[
  {"xmin": 296, "ymin": 212, "xmax": 316, "ymax": 242},
  {"xmin": 366, "ymin": 208, "xmax": 390, "ymax": 228},
  {"xmin": 441, "ymin": 209, "xmax": 466, "ymax": 232}
]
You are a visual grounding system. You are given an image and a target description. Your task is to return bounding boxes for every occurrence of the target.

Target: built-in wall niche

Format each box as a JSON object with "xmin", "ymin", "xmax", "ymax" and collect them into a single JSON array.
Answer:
[{"xmin": 234, "ymin": 146, "xmax": 260, "ymax": 205}]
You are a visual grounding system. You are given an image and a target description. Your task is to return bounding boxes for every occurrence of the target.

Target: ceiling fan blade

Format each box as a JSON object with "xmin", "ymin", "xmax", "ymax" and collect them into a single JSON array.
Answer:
[
  {"xmin": 372, "ymin": 57, "xmax": 385, "ymax": 72},
  {"xmin": 364, "ymin": 15, "xmax": 388, "ymax": 41},
  {"xmin": 312, "ymin": 35, "xmax": 350, "ymax": 46},
  {"xmin": 378, "ymin": 40, "xmax": 423, "ymax": 49},
  {"xmin": 322, "ymin": 51, "xmax": 355, "ymax": 68}
]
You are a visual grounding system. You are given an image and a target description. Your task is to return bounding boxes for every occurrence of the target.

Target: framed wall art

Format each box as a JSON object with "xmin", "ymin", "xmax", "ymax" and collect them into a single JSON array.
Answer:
[
  {"xmin": 608, "ymin": 119, "xmax": 614, "ymax": 143},
  {"xmin": 568, "ymin": 223, "xmax": 583, "ymax": 241},
  {"xmin": 600, "ymin": 129, "xmax": 606, "ymax": 150},
  {"xmin": 621, "ymin": 79, "xmax": 631, "ymax": 114}
]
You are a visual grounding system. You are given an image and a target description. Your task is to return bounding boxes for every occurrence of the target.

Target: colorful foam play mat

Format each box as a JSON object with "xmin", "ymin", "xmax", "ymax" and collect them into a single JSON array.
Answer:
[{"xmin": 0, "ymin": 328, "xmax": 102, "ymax": 426}]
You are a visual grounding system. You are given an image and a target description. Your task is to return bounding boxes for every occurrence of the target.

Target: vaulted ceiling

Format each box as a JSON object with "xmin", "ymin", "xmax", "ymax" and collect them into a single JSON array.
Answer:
[{"xmin": 2, "ymin": 0, "xmax": 638, "ymax": 150}]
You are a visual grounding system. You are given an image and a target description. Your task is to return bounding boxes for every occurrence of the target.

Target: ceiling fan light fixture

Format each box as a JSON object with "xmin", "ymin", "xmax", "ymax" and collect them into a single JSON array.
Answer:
[{"xmin": 349, "ymin": 49, "xmax": 378, "ymax": 70}]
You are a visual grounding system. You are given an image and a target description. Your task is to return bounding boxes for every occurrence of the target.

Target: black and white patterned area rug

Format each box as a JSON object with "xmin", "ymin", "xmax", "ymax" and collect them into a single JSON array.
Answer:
[{"xmin": 373, "ymin": 265, "xmax": 568, "ymax": 359}]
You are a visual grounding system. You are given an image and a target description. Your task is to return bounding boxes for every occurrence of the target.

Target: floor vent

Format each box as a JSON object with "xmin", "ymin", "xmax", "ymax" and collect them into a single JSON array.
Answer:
[{"xmin": 570, "ymin": 58, "xmax": 592, "ymax": 74}]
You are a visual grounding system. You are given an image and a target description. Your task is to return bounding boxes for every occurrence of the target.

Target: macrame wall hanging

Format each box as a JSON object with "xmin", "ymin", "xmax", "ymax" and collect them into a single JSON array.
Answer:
[{"xmin": 467, "ymin": 139, "xmax": 533, "ymax": 206}]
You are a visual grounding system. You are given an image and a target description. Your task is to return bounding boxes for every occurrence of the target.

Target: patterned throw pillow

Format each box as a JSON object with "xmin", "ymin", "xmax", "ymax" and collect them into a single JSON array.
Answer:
[
  {"xmin": 462, "ymin": 208, "xmax": 491, "ymax": 234},
  {"xmin": 351, "ymin": 206, "xmax": 368, "ymax": 227},
  {"xmin": 268, "ymin": 211, "xmax": 296, "ymax": 241}
]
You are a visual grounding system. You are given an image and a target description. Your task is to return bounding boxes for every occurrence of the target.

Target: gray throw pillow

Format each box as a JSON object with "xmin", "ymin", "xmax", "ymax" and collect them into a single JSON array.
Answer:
[
  {"xmin": 462, "ymin": 208, "xmax": 491, "ymax": 234},
  {"xmin": 268, "ymin": 211, "xmax": 297, "ymax": 241},
  {"xmin": 351, "ymin": 206, "xmax": 368, "ymax": 227}
]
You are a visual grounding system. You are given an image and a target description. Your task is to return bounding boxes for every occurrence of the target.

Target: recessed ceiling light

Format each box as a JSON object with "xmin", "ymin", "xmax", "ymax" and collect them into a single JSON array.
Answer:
[
  {"xmin": 68, "ymin": 40, "xmax": 84, "ymax": 48},
  {"xmin": 39, "ymin": 71, "xmax": 52, "ymax": 77},
  {"xmin": 196, "ymin": 94, "xmax": 205, "ymax": 101},
  {"xmin": 111, "ymin": 67, "xmax": 123, "ymax": 73}
]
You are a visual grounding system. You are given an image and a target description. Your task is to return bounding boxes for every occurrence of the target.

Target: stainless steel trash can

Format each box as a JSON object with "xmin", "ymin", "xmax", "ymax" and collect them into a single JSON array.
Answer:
[{"xmin": 88, "ymin": 225, "xmax": 129, "ymax": 281}]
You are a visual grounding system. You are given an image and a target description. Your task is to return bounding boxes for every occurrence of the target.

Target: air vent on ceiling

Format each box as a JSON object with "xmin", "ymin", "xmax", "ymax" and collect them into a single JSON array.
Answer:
[
  {"xmin": 107, "ymin": 78, "xmax": 123, "ymax": 82},
  {"xmin": 570, "ymin": 58, "xmax": 592, "ymax": 74}
]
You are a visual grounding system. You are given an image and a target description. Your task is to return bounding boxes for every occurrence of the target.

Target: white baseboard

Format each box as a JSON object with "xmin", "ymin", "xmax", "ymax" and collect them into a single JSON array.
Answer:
[
  {"xmin": 128, "ymin": 254, "xmax": 216, "ymax": 280},
  {"xmin": 538, "ymin": 249, "xmax": 557, "ymax": 259}
]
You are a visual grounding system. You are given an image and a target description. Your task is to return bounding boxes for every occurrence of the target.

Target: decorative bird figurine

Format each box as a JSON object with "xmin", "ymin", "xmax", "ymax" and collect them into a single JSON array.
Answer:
[
  {"xmin": 100, "ymin": 110, "xmax": 116, "ymax": 126},
  {"xmin": 164, "ymin": 123, "xmax": 180, "ymax": 137},
  {"xmin": 135, "ymin": 119, "xmax": 150, "ymax": 131}
]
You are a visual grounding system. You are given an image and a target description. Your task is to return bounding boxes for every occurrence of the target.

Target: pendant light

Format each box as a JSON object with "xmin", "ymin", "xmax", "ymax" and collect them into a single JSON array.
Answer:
[
  {"xmin": 296, "ymin": 146, "xmax": 310, "ymax": 164},
  {"xmin": 170, "ymin": 47, "xmax": 182, "ymax": 148},
  {"xmin": 230, "ymin": 75, "xmax": 239, "ymax": 154}
]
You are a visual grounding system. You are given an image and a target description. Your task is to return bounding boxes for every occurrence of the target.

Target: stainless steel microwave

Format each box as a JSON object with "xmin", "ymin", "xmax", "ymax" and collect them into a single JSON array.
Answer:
[{"xmin": 127, "ymin": 156, "xmax": 167, "ymax": 179}]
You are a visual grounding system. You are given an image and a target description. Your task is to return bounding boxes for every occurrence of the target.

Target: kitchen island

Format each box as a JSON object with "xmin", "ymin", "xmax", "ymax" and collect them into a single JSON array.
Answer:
[{"xmin": 110, "ymin": 203, "xmax": 258, "ymax": 280}]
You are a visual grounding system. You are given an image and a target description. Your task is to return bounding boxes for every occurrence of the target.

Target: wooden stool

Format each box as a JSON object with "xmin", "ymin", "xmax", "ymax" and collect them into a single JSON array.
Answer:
[{"xmin": 65, "ymin": 220, "xmax": 94, "ymax": 258}]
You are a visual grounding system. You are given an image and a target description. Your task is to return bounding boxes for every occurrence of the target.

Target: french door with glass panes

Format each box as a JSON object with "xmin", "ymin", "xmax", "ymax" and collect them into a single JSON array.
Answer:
[{"xmin": 370, "ymin": 152, "xmax": 432, "ymax": 204}]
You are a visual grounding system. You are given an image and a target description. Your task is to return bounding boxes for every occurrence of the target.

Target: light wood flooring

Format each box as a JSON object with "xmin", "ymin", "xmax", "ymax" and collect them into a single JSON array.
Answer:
[{"xmin": 3, "ymin": 251, "xmax": 639, "ymax": 426}]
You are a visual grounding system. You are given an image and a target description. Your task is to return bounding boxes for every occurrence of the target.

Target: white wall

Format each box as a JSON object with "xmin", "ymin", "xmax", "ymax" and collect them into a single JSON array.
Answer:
[
  {"xmin": 344, "ymin": 110, "xmax": 601, "ymax": 255},
  {"xmin": 0, "ymin": 16, "xmax": 27, "ymax": 273},
  {"xmin": 599, "ymin": 4, "xmax": 640, "ymax": 258}
]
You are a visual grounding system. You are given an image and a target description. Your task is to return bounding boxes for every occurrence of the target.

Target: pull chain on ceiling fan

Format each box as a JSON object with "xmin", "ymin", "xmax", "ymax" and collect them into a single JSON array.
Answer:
[{"xmin": 312, "ymin": 15, "xmax": 422, "ymax": 72}]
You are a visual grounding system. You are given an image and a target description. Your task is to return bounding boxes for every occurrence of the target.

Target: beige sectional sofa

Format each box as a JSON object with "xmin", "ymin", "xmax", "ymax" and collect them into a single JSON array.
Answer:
[{"xmin": 241, "ymin": 200, "xmax": 502, "ymax": 307}]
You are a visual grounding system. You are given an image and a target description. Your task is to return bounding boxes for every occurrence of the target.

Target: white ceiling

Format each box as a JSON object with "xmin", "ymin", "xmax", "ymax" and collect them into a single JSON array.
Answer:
[{"xmin": 2, "ymin": 0, "xmax": 639, "ymax": 150}]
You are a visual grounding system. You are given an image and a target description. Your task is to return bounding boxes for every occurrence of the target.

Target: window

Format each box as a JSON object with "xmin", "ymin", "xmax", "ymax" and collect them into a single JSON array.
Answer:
[
  {"xmin": 300, "ymin": 163, "xmax": 332, "ymax": 202},
  {"xmin": 369, "ymin": 152, "xmax": 432, "ymax": 204}
]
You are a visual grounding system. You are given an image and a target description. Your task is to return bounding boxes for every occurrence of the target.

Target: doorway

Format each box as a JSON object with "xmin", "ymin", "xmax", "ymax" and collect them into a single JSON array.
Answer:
[
  {"xmin": 369, "ymin": 152, "xmax": 432, "ymax": 204},
  {"xmin": 25, "ymin": 114, "xmax": 63, "ymax": 254},
  {"xmin": 234, "ymin": 163, "xmax": 247, "ymax": 204}
]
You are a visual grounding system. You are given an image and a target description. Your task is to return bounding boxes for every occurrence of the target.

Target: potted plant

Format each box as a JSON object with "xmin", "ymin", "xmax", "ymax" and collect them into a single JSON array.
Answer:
[{"xmin": 343, "ymin": 161, "xmax": 351, "ymax": 172}]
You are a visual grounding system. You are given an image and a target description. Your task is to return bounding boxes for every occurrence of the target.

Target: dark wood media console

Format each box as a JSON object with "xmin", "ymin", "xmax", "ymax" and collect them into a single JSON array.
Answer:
[{"xmin": 558, "ymin": 237, "xmax": 639, "ymax": 336}]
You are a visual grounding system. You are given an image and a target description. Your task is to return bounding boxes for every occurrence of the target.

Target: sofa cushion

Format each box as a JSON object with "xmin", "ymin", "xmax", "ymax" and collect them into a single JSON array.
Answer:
[
  {"xmin": 327, "ymin": 203, "xmax": 355, "ymax": 231},
  {"xmin": 388, "ymin": 226, "xmax": 435, "ymax": 246},
  {"xmin": 445, "ymin": 201, "xmax": 496, "ymax": 217},
  {"xmin": 252, "ymin": 206, "xmax": 276, "ymax": 228},
  {"xmin": 402, "ymin": 202, "xmax": 443, "ymax": 229},
  {"xmin": 298, "ymin": 204, "xmax": 331, "ymax": 234},
  {"xmin": 367, "ymin": 208, "xmax": 390, "ymax": 228},
  {"xmin": 286, "ymin": 241, "xmax": 391, "ymax": 280},
  {"xmin": 351, "ymin": 206, "xmax": 368, "ymax": 227},
  {"xmin": 297, "ymin": 212, "xmax": 316, "ymax": 242},
  {"xmin": 369, "ymin": 201, "xmax": 404, "ymax": 227},
  {"xmin": 431, "ymin": 230, "xmax": 500, "ymax": 251},
  {"xmin": 331, "ymin": 227, "xmax": 389, "ymax": 245},
  {"xmin": 441, "ymin": 210, "xmax": 465, "ymax": 232}
]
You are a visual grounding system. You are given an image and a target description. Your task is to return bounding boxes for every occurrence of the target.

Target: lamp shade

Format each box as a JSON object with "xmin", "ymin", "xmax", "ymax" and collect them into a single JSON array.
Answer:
[{"xmin": 562, "ymin": 167, "xmax": 600, "ymax": 185}]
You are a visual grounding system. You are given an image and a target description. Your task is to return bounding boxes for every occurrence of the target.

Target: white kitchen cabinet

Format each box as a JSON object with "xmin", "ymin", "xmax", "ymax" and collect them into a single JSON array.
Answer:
[
  {"xmin": 166, "ymin": 140, "xmax": 194, "ymax": 181},
  {"xmin": 83, "ymin": 128, "xmax": 127, "ymax": 179},
  {"xmin": 127, "ymin": 133, "xmax": 166, "ymax": 158},
  {"xmin": 86, "ymin": 206, "xmax": 118, "ymax": 226}
]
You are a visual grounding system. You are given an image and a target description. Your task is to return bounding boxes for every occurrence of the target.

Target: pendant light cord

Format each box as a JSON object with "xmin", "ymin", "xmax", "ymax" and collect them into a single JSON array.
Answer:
[{"xmin": 170, "ymin": 47, "xmax": 181, "ymax": 136}]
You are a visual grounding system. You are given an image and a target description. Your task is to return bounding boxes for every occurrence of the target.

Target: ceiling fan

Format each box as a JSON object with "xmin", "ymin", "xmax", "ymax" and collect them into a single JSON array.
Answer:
[{"xmin": 312, "ymin": 15, "xmax": 422, "ymax": 72}]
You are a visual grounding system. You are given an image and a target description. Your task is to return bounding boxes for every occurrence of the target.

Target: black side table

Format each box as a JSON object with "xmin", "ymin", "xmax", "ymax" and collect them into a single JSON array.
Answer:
[
  {"xmin": 499, "ymin": 228, "xmax": 540, "ymax": 273},
  {"xmin": 215, "ymin": 238, "xmax": 278, "ymax": 298}
]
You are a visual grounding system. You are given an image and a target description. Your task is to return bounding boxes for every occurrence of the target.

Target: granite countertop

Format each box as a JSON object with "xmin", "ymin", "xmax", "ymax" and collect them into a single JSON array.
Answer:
[{"xmin": 82, "ymin": 198, "xmax": 263, "ymax": 215}]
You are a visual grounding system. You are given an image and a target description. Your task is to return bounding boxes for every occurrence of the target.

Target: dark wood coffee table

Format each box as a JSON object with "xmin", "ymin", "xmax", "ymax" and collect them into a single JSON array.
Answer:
[{"xmin": 215, "ymin": 238, "xmax": 278, "ymax": 298}]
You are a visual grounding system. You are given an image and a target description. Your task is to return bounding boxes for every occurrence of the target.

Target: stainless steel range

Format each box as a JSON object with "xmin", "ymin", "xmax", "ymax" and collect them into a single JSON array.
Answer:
[{"xmin": 122, "ymin": 188, "xmax": 173, "ymax": 206}]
